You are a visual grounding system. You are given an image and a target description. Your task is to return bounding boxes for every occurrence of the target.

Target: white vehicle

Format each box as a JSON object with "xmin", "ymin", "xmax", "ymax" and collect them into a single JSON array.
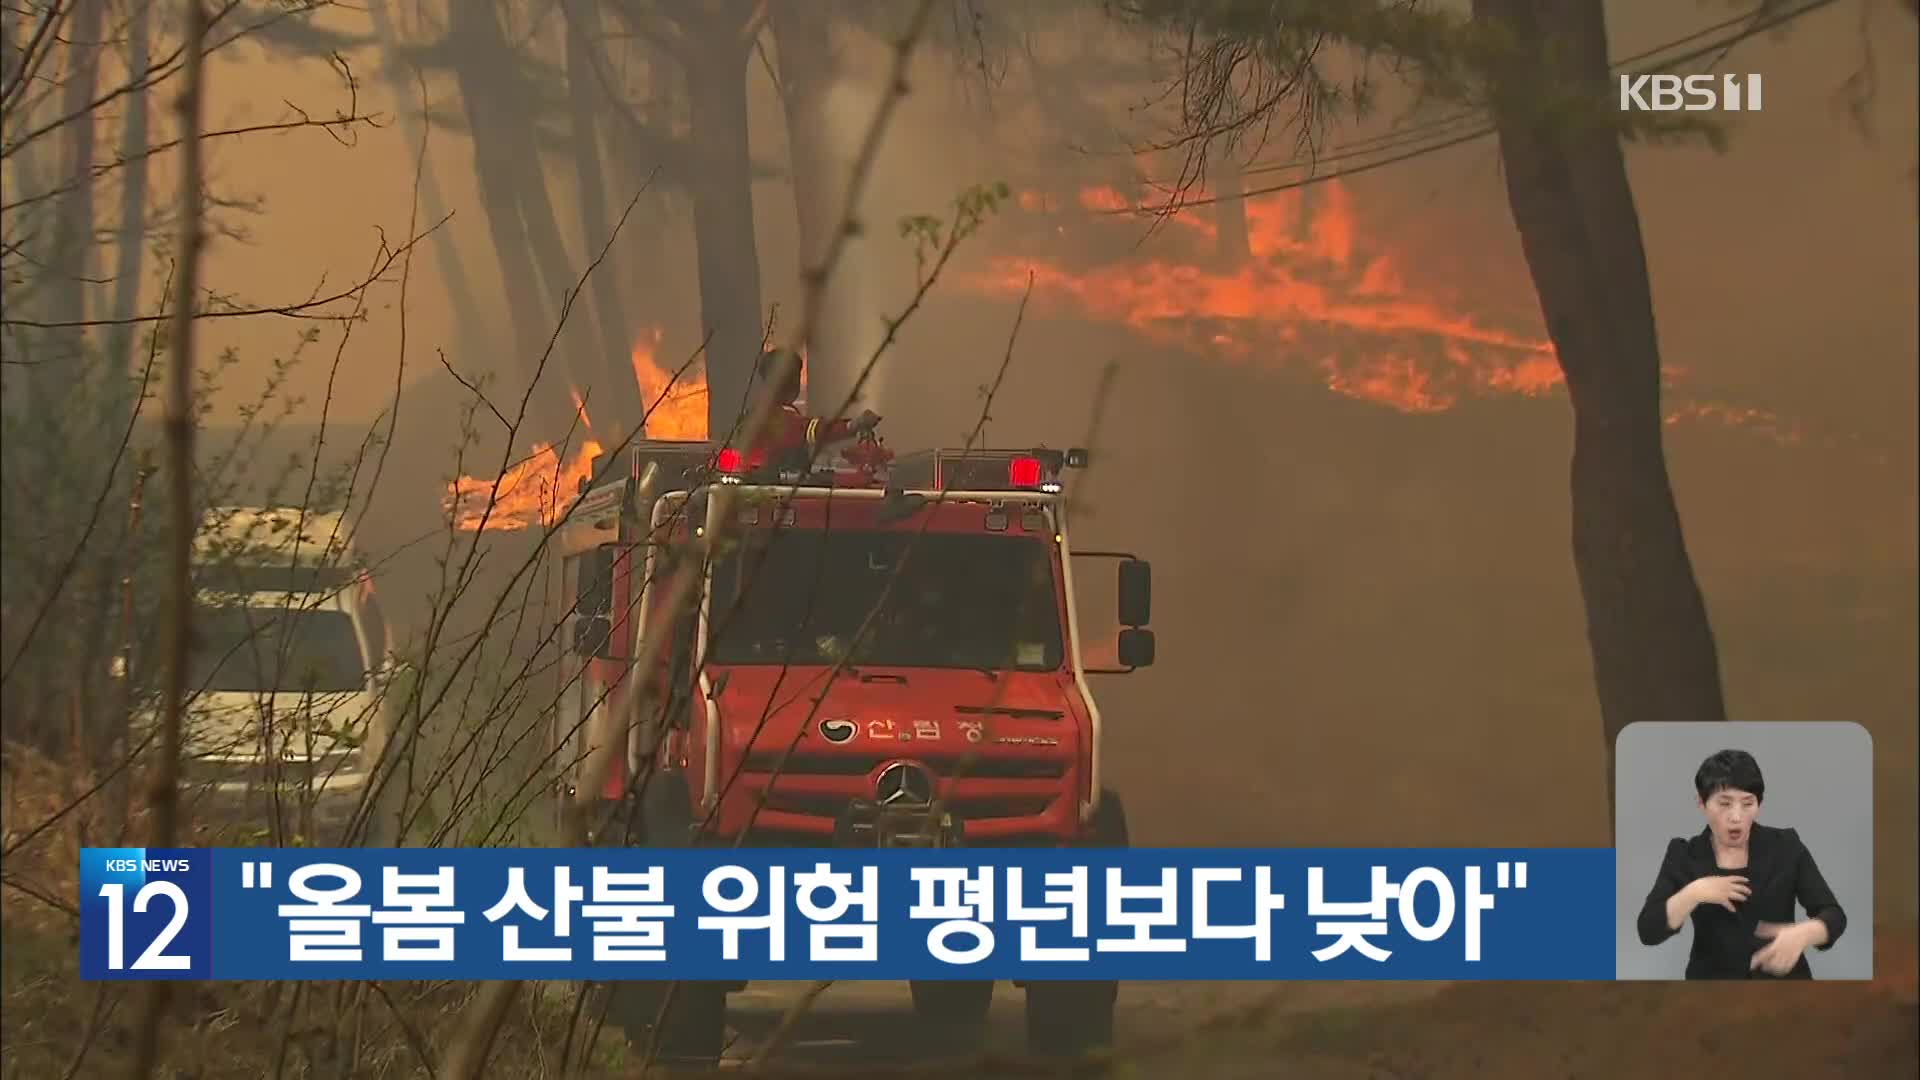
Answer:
[{"xmin": 143, "ymin": 507, "xmax": 393, "ymax": 810}]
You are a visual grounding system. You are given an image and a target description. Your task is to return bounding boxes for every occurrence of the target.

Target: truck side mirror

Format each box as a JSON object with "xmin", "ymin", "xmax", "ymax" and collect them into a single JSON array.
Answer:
[
  {"xmin": 1116, "ymin": 627, "xmax": 1156, "ymax": 669},
  {"xmin": 572, "ymin": 615, "xmax": 613, "ymax": 659},
  {"xmin": 1117, "ymin": 559, "xmax": 1151, "ymax": 627}
]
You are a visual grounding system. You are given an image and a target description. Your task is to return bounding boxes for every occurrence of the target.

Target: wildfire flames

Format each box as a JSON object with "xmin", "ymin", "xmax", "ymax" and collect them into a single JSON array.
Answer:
[
  {"xmin": 976, "ymin": 181, "xmax": 1556, "ymax": 414},
  {"xmin": 447, "ymin": 175, "xmax": 1838, "ymax": 533},
  {"xmin": 974, "ymin": 180, "xmax": 1804, "ymax": 438},
  {"xmin": 444, "ymin": 329, "xmax": 708, "ymax": 531},
  {"xmin": 631, "ymin": 326, "xmax": 709, "ymax": 442}
]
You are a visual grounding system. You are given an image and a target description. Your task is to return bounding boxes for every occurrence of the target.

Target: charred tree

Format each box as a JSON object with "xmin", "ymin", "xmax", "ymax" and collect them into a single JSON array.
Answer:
[
  {"xmin": 675, "ymin": 2, "xmax": 767, "ymax": 436},
  {"xmin": 1292, "ymin": 182, "xmax": 1318, "ymax": 245},
  {"xmin": 75, "ymin": 0, "xmax": 156, "ymax": 790},
  {"xmin": 446, "ymin": 2, "xmax": 576, "ymax": 443},
  {"xmin": 459, "ymin": 3, "xmax": 618, "ymax": 437},
  {"xmin": 1209, "ymin": 145, "xmax": 1251, "ymax": 267},
  {"xmin": 562, "ymin": 0, "xmax": 644, "ymax": 436},
  {"xmin": 369, "ymin": 0, "xmax": 487, "ymax": 367},
  {"xmin": 1473, "ymin": 0, "xmax": 1728, "ymax": 817},
  {"xmin": 45, "ymin": 0, "xmax": 101, "ymax": 338},
  {"xmin": 103, "ymin": 2, "xmax": 152, "ymax": 381},
  {"xmin": 769, "ymin": 2, "xmax": 861, "ymax": 410}
]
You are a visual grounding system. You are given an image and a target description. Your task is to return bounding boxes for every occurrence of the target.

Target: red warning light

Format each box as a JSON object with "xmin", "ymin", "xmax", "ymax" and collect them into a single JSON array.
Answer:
[
  {"xmin": 1008, "ymin": 456, "xmax": 1043, "ymax": 488},
  {"xmin": 715, "ymin": 447, "xmax": 744, "ymax": 474}
]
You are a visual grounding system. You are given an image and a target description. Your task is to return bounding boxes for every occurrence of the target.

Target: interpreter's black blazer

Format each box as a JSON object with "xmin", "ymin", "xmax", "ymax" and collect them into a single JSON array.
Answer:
[{"xmin": 1636, "ymin": 822, "xmax": 1848, "ymax": 980}]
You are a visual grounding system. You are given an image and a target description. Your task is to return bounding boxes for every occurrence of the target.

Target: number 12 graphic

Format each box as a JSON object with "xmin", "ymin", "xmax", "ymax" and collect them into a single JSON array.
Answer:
[{"xmin": 97, "ymin": 882, "xmax": 192, "ymax": 970}]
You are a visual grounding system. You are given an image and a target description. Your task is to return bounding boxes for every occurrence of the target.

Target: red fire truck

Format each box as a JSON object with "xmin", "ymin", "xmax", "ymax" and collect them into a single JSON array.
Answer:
[{"xmin": 548, "ymin": 433, "xmax": 1156, "ymax": 1066}]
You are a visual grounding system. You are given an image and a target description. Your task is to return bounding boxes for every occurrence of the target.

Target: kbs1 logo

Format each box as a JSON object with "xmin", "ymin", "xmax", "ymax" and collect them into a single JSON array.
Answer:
[{"xmin": 1618, "ymin": 73, "xmax": 1763, "ymax": 113}]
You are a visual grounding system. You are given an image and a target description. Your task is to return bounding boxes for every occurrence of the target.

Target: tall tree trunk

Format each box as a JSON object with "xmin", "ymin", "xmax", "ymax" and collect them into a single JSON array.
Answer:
[
  {"xmin": 562, "ymin": 0, "xmax": 644, "ymax": 437},
  {"xmin": 1474, "ymin": 0, "xmax": 1727, "ymax": 834},
  {"xmin": 369, "ymin": 0, "xmax": 487, "ymax": 366},
  {"xmin": 104, "ymin": 1, "xmax": 151, "ymax": 384},
  {"xmin": 455, "ymin": 3, "xmax": 617, "ymax": 441},
  {"xmin": 1, "ymin": 7, "xmax": 55, "ymax": 323},
  {"xmin": 46, "ymin": 0, "xmax": 100, "ymax": 336},
  {"xmin": 1292, "ymin": 181, "xmax": 1318, "ymax": 246},
  {"xmin": 769, "ymin": 3, "xmax": 874, "ymax": 414},
  {"xmin": 82, "ymin": 0, "xmax": 153, "ymax": 785},
  {"xmin": 446, "ymin": 3, "xmax": 572, "ymax": 443},
  {"xmin": 1210, "ymin": 146, "xmax": 1250, "ymax": 267},
  {"xmin": 475, "ymin": 8, "xmax": 611, "ymax": 421},
  {"xmin": 683, "ymin": 19, "xmax": 764, "ymax": 438},
  {"xmin": 22, "ymin": 0, "xmax": 104, "ymax": 758}
]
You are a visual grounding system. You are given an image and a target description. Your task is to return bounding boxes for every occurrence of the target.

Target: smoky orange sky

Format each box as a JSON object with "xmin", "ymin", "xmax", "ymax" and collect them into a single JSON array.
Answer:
[{"xmin": 177, "ymin": 2, "xmax": 1915, "ymax": 916}]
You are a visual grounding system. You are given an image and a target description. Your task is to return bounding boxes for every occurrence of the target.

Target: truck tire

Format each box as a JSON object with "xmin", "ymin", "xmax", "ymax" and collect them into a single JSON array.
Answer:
[
  {"xmin": 909, "ymin": 979, "xmax": 994, "ymax": 1054},
  {"xmin": 1024, "ymin": 788, "xmax": 1127, "ymax": 1063},
  {"xmin": 603, "ymin": 771, "xmax": 730, "ymax": 1067},
  {"xmin": 1087, "ymin": 787, "xmax": 1130, "ymax": 848}
]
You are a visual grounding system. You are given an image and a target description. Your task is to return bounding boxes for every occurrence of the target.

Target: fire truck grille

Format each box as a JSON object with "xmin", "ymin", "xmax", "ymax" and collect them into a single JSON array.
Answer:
[{"xmin": 757, "ymin": 790, "xmax": 1055, "ymax": 821}]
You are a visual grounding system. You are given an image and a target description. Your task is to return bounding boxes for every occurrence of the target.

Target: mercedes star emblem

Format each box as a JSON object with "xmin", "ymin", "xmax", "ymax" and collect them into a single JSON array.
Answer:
[
  {"xmin": 874, "ymin": 762, "xmax": 934, "ymax": 806},
  {"xmin": 819, "ymin": 717, "xmax": 857, "ymax": 744}
]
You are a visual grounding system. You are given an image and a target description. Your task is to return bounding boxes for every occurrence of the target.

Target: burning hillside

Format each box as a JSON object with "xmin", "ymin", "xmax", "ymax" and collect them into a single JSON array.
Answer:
[{"xmin": 970, "ymin": 180, "xmax": 1807, "ymax": 440}]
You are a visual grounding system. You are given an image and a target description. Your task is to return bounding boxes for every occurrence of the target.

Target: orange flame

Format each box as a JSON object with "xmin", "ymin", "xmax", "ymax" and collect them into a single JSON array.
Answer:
[
  {"xmin": 986, "ymin": 180, "xmax": 1563, "ymax": 415},
  {"xmin": 444, "ymin": 435, "xmax": 604, "ymax": 533},
  {"xmin": 633, "ymin": 327, "xmax": 708, "ymax": 441},
  {"xmin": 988, "ymin": 181, "xmax": 1841, "ymax": 450},
  {"xmin": 446, "ymin": 328, "xmax": 718, "ymax": 531}
]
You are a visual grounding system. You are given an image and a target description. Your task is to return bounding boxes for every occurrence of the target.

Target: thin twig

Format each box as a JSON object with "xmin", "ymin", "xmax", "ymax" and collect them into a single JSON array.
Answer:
[
  {"xmin": 60, "ymin": 985, "xmax": 119, "ymax": 1080},
  {"xmin": 0, "ymin": 115, "xmax": 380, "ymax": 215},
  {"xmin": 2, "ymin": 215, "xmax": 450, "ymax": 330}
]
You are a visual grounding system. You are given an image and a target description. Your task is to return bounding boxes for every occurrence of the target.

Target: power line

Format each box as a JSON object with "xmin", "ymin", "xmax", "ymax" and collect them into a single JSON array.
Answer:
[{"xmin": 1122, "ymin": 0, "xmax": 1846, "ymax": 214}]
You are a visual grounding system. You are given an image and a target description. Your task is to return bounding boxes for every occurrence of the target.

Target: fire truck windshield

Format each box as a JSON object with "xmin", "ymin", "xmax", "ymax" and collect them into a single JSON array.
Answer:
[
  {"xmin": 188, "ymin": 606, "xmax": 369, "ymax": 694},
  {"xmin": 707, "ymin": 530, "xmax": 1065, "ymax": 671}
]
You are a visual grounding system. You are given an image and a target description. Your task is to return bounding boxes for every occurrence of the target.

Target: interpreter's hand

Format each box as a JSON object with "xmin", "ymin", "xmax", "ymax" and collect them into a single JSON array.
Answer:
[
  {"xmin": 1750, "ymin": 921, "xmax": 1808, "ymax": 976},
  {"xmin": 1686, "ymin": 874, "xmax": 1751, "ymax": 912}
]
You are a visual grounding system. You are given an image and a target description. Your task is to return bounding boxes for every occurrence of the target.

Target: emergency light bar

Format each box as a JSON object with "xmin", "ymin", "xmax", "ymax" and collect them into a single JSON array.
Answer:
[
  {"xmin": 705, "ymin": 444, "xmax": 1086, "ymax": 492},
  {"xmin": 888, "ymin": 447, "xmax": 1084, "ymax": 493}
]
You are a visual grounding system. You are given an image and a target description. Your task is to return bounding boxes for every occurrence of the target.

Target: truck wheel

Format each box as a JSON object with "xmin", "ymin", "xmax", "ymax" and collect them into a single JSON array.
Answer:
[
  {"xmin": 1022, "ymin": 788, "xmax": 1126, "ymax": 1062},
  {"xmin": 603, "ymin": 772, "xmax": 731, "ymax": 1066},
  {"xmin": 1088, "ymin": 787, "xmax": 1129, "ymax": 848},
  {"xmin": 910, "ymin": 980, "xmax": 994, "ymax": 1054}
]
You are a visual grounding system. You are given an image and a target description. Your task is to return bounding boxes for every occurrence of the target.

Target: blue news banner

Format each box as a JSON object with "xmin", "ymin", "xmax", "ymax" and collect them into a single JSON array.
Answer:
[{"xmin": 79, "ymin": 848, "xmax": 1615, "ymax": 982}]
